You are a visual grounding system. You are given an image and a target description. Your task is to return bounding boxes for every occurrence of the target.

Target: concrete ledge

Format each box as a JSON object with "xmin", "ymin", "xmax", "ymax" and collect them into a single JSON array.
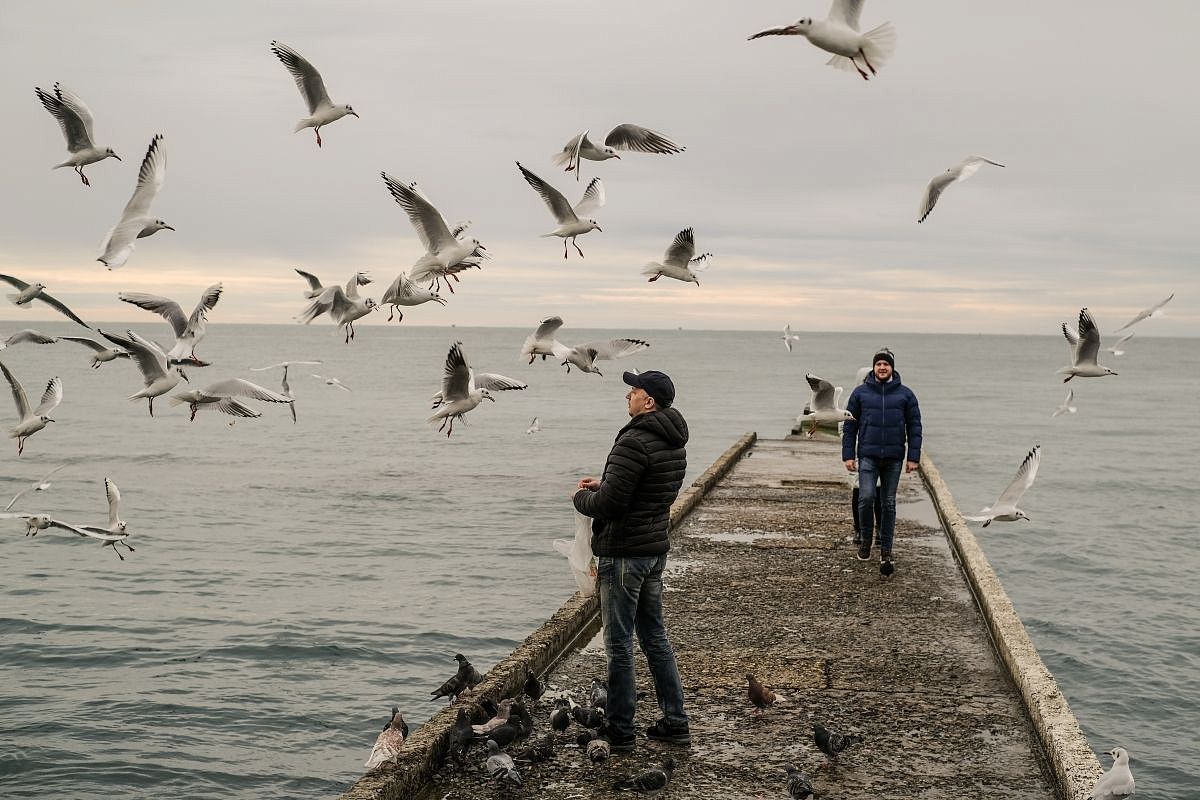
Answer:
[
  {"xmin": 919, "ymin": 452, "xmax": 1101, "ymax": 800},
  {"xmin": 338, "ymin": 432, "xmax": 758, "ymax": 800}
]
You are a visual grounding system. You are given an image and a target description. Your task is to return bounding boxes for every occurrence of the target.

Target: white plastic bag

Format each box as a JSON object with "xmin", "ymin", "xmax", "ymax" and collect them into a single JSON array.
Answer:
[{"xmin": 553, "ymin": 510, "xmax": 598, "ymax": 597}]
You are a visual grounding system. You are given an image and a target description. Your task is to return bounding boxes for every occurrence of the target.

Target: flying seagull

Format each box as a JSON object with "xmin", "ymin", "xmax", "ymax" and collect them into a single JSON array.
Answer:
[
  {"xmin": 98, "ymin": 329, "xmax": 189, "ymax": 416},
  {"xmin": 62, "ymin": 477, "xmax": 133, "ymax": 560},
  {"xmin": 249, "ymin": 361, "xmax": 323, "ymax": 423},
  {"xmin": 58, "ymin": 335, "xmax": 131, "ymax": 369},
  {"xmin": 552, "ymin": 338, "xmax": 649, "ymax": 376},
  {"xmin": 917, "ymin": 156, "xmax": 1005, "ymax": 223},
  {"xmin": 554, "ymin": 124, "xmax": 685, "ymax": 180},
  {"xmin": 380, "ymin": 173, "xmax": 488, "ymax": 292},
  {"xmin": 294, "ymin": 268, "xmax": 371, "ymax": 300},
  {"xmin": 270, "ymin": 40, "xmax": 358, "ymax": 147},
  {"xmin": 0, "ymin": 330, "xmax": 59, "ymax": 350},
  {"xmin": 749, "ymin": 0, "xmax": 897, "ymax": 81},
  {"xmin": 780, "ymin": 324, "xmax": 801, "ymax": 352},
  {"xmin": 380, "ymin": 272, "xmax": 446, "ymax": 322},
  {"xmin": 428, "ymin": 342, "xmax": 526, "ymax": 437},
  {"xmin": 965, "ymin": 445, "xmax": 1041, "ymax": 527},
  {"xmin": 97, "ymin": 134, "xmax": 174, "ymax": 269},
  {"xmin": 1114, "ymin": 293, "xmax": 1173, "ymax": 333},
  {"xmin": 34, "ymin": 82, "xmax": 120, "ymax": 186},
  {"xmin": 1059, "ymin": 308, "xmax": 1117, "ymax": 382},
  {"xmin": 5, "ymin": 463, "xmax": 67, "ymax": 511},
  {"xmin": 520, "ymin": 316, "xmax": 565, "ymax": 363},
  {"xmin": 516, "ymin": 162, "xmax": 603, "ymax": 259},
  {"xmin": 170, "ymin": 377, "xmax": 292, "ymax": 421},
  {"xmin": 118, "ymin": 283, "xmax": 222, "ymax": 366},
  {"xmin": 0, "ymin": 360, "xmax": 61, "ymax": 455},
  {"xmin": 641, "ymin": 227, "xmax": 711, "ymax": 285},
  {"xmin": 799, "ymin": 372, "xmax": 854, "ymax": 437},
  {"xmin": 1051, "ymin": 389, "xmax": 1077, "ymax": 418},
  {"xmin": 0, "ymin": 274, "xmax": 91, "ymax": 329},
  {"xmin": 297, "ymin": 285, "xmax": 377, "ymax": 343},
  {"xmin": 1106, "ymin": 331, "xmax": 1134, "ymax": 357}
]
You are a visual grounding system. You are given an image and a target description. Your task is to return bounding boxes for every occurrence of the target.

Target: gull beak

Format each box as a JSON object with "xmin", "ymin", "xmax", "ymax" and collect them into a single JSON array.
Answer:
[
  {"xmin": 112, "ymin": 154, "xmax": 123, "ymax": 161},
  {"xmin": 613, "ymin": 153, "xmax": 622, "ymax": 159},
  {"xmin": 164, "ymin": 225, "xmax": 176, "ymax": 232},
  {"xmin": 349, "ymin": 110, "xmax": 360, "ymax": 118},
  {"xmin": 595, "ymin": 226, "xmax": 603, "ymax": 233}
]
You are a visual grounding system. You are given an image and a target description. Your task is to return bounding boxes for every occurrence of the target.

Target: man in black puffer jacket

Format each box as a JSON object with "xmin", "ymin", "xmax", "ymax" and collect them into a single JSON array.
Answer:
[{"xmin": 573, "ymin": 369, "xmax": 690, "ymax": 753}]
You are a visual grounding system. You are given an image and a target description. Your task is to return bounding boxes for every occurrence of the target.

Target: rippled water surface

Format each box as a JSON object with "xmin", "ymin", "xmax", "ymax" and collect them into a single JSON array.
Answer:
[{"xmin": 0, "ymin": 324, "xmax": 1193, "ymax": 798}]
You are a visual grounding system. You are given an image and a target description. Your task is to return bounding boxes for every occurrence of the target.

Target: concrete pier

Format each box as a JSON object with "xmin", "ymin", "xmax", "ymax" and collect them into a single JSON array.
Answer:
[{"xmin": 344, "ymin": 434, "xmax": 1099, "ymax": 800}]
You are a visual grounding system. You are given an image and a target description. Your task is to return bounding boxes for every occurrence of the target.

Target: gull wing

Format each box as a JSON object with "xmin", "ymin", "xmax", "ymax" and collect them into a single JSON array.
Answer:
[
  {"xmin": 582, "ymin": 338, "xmax": 650, "ymax": 360},
  {"xmin": 200, "ymin": 397, "xmax": 261, "ymax": 418},
  {"xmin": 663, "ymin": 228, "xmax": 696, "ymax": 268},
  {"xmin": 270, "ymin": 41, "xmax": 332, "ymax": 114},
  {"xmin": 828, "ymin": 0, "xmax": 865, "ymax": 30},
  {"xmin": 103, "ymin": 477, "xmax": 121, "ymax": 528},
  {"xmin": 1115, "ymin": 292, "xmax": 1174, "ymax": 332},
  {"xmin": 917, "ymin": 171, "xmax": 957, "ymax": 223},
  {"xmin": 32, "ymin": 291, "xmax": 90, "ymax": 329},
  {"xmin": 249, "ymin": 361, "xmax": 322, "ymax": 371},
  {"xmin": 573, "ymin": 177, "xmax": 605, "ymax": 217},
  {"xmin": 185, "ymin": 284, "xmax": 223, "ymax": 337},
  {"xmin": 32, "ymin": 376, "xmax": 62, "ymax": 416},
  {"xmin": 533, "ymin": 316, "xmax": 564, "ymax": 340},
  {"xmin": 98, "ymin": 329, "xmax": 168, "ymax": 383},
  {"xmin": 60, "ymin": 335, "xmax": 123, "ymax": 356},
  {"xmin": 295, "ymin": 268, "xmax": 323, "ymax": 294},
  {"xmin": 384, "ymin": 272, "xmax": 418, "ymax": 302},
  {"xmin": 200, "ymin": 378, "xmax": 291, "ymax": 403},
  {"xmin": 122, "ymin": 134, "xmax": 166, "ymax": 220},
  {"xmin": 4, "ymin": 330, "xmax": 59, "ymax": 347},
  {"xmin": 955, "ymin": 155, "xmax": 1005, "ymax": 182},
  {"xmin": 473, "ymin": 373, "xmax": 528, "ymax": 392},
  {"xmin": 552, "ymin": 129, "xmax": 590, "ymax": 175},
  {"xmin": 119, "ymin": 292, "xmax": 188, "ymax": 337},
  {"xmin": 603, "ymin": 124, "xmax": 685, "ymax": 155},
  {"xmin": 805, "ymin": 373, "xmax": 837, "ymax": 411},
  {"xmin": 5, "ymin": 464, "xmax": 67, "ymax": 511},
  {"xmin": 344, "ymin": 272, "xmax": 371, "ymax": 298},
  {"xmin": 0, "ymin": 274, "xmax": 31, "ymax": 291},
  {"xmin": 516, "ymin": 162, "xmax": 577, "ymax": 224},
  {"xmin": 35, "ymin": 83, "xmax": 96, "ymax": 151},
  {"xmin": 1074, "ymin": 308, "xmax": 1101, "ymax": 366},
  {"xmin": 441, "ymin": 342, "xmax": 472, "ymax": 402},
  {"xmin": 296, "ymin": 285, "xmax": 343, "ymax": 324},
  {"xmin": 993, "ymin": 446, "xmax": 1041, "ymax": 509},
  {"xmin": 380, "ymin": 172, "xmax": 458, "ymax": 255},
  {"xmin": 0, "ymin": 360, "xmax": 31, "ymax": 419}
]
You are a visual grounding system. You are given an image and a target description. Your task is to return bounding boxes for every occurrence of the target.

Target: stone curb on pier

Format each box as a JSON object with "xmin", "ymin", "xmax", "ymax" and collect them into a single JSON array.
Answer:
[{"xmin": 337, "ymin": 432, "xmax": 758, "ymax": 800}]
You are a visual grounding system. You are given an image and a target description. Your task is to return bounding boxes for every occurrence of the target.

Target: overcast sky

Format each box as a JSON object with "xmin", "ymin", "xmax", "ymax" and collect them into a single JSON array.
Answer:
[{"xmin": 1, "ymin": 1, "xmax": 1196, "ymax": 335}]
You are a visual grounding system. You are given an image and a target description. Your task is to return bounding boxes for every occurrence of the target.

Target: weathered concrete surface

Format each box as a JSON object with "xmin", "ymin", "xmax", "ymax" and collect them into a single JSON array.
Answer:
[
  {"xmin": 412, "ymin": 436, "xmax": 1066, "ymax": 799},
  {"xmin": 339, "ymin": 434, "xmax": 757, "ymax": 800}
]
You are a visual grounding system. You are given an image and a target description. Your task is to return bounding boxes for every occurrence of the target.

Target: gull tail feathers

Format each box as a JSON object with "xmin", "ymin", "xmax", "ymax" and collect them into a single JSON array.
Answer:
[
  {"xmin": 7, "ymin": 293, "xmax": 30, "ymax": 306},
  {"xmin": 293, "ymin": 117, "xmax": 313, "ymax": 133},
  {"xmin": 640, "ymin": 263, "xmax": 662, "ymax": 276},
  {"xmin": 826, "ymin": 21, "xmax": 897, "ymax": 72}
]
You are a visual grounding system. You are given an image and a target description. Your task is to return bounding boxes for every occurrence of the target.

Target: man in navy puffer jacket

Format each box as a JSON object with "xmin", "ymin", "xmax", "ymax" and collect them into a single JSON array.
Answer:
[{"xmin": 841, "ymin": 348, "xmax": 922, "ymax": 573}]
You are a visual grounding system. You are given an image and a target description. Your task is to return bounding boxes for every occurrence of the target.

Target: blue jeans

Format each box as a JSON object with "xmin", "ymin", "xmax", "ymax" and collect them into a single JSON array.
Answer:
[
  {"xmin": 597, "ymin": 554, "xmax": 688, "ymax": 740},
  {"xmin": 857, "ymin": 456, "xmax": 903, "ymax": 552}
]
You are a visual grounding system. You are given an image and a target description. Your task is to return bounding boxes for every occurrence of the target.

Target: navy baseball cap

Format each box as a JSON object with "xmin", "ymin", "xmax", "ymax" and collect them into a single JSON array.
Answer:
[{"xmin": 623, "ymin": 370, "xmax": 675, "ymax": 408}]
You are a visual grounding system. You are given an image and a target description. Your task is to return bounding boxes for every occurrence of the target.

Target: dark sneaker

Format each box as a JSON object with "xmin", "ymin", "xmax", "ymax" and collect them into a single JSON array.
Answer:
[
  {"xmin": 645, "ymin": 718, "xmax": 691, "ymax": 745},
  {"xmin": 598, "ymin": 726, "xmax": 636, "ymax": 753},
  {"xmin": 857, "ymin": 544, "xmax": 871, "ymax": 561},
  {"xmin": 880, "ymin": 551, "xmax": 894, "ymax": 576}
]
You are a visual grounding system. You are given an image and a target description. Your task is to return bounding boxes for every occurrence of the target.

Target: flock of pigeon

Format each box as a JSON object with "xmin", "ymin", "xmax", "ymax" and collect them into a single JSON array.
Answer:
[{"xmin": 4, "ymin": 1, "xmax": 1166, "ymax": 796}]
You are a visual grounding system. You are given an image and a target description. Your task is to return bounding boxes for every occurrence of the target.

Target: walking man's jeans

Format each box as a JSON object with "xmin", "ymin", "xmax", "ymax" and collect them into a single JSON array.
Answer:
[
  {"xmin": 857, "ymin": 456, "xmax": 903, "ymax": 551},
  {"xmin": 597, "ymin": 554, "xmax": 688, "ymax": 740}
]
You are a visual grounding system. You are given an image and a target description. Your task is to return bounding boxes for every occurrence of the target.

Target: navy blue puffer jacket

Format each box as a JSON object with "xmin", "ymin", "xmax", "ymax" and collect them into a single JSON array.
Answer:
[
  {"xmin": 573, "ymin": 407, "xmax": 688, "ymax": 557},
  {"xmin": 841, "ymin": 371, "xmax": 922, "ymax": 462}
]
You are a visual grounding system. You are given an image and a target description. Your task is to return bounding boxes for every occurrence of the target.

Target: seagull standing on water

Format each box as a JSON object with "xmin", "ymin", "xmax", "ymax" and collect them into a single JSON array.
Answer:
[
  {"xmin": 98, "ymin": 330, "xmax": 189, "ymax": 417},
  {"xmin": 118, "ymin": 283, "xmax": 223, "ymax": 366},
  {"xmin": 965, "ymin": 445, "xmax": 1041, "ymax": 527},
  {"xmin": 917, "ymin": 156, "xmax": 1005, "ymax": 223},
  {"xmin": 641, "ymin": 227, "xmax": 711, "ymax": 285},
  {"xmin": 1059, "ymin": 308, "xmax": 1118, "ymax": 382},
  {"xmin": 516, "ymin": 162, "xmax": 603, "ymax": 259},
  {"xmin": 748, "ymin": 0, "xmax": 897, "ymax": 81},
  {"xmin": 270, "ymin": 41, "xmax": 358, "ymax": 147},
  {"xmin": 428, "ymin": 342, "xmax": 526, "ymax": 437},
  {"xmin": 0, "ymin": 274, "xmax": 91, "ymax": 328},
  {"xmin": 34, "ymin": 82, "xmax": 120, "ymax": 186},
  {"xmin": 554, "ymin": 124, "xmax": 685, "ymax": 180},
  {"xmin": 1090, "ymin": 747, "xmax": 1134, "ymax": 800},
  {"xmin": 0, "ymin": 360, "xmax": 61, "ymax": 455},
  {"xmin": 97, "ymin": 134, "xmax": 174, "ymax": 269}
]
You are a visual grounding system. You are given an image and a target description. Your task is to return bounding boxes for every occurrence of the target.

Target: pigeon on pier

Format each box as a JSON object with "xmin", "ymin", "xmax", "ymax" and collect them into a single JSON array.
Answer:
[
  {"xmin": 471, "ymin": 698, "xmax": 514, "ymax": 735},
  {"xmin": 813, "ymin": 723, "xmax": 863, "ymax": 764},
  {"xmin": 523, "ymin": 667, "xmax": 545, "ymax": 701},
  {"xmin": 513, "ymin": 733, "xmax": 556, "ymax": 765},
  {"xmin": 481, "ymin": 701, "xmax": 533, "ymax": 748},
  {"xmin": 485, "ymin": 740, "xmax": 521, "ymax": 788},
  {"xmin": 448, "ymin": 708, "xmax": 473, "ymax": 763},
  {"xmin": 572, "ymin": 703, "xmax": 605, "ymax": 729},
  {"xmin": 613, "ymin": 758, "xmax": 675, "ymax": 796},
  {"xmin": 586, "ymin": 736, "xmax": 610, "ymax": 763},
  {"xmin": 549, "ymin": 697, "xmax": 571, "ymax": 731},
  {"xmin": 590, "ymin": 677, "xmax": 608, "ymax": 709},
  {"xmin": 430, "ymin": 653, "xmax": 483, "ymax": 702},
  {"xmin": 785, "ymin": 765, "xmax": 816, "ymax": 798},
  {"xmin": 746, "ymin": 673, "xmax": 777, "ymax": 716},
  {"xmin": 364, "ymin": 706, "xmax": 409, "ymax": 769}
]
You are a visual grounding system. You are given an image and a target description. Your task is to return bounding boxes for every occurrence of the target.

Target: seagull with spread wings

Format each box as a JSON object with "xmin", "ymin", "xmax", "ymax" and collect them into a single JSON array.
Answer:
[
  {"xmin": 553, "ymin": 124, "xmax": 685, "ymax": 180},
  {"xmin": 248, "ymin": 361, "xmax": 323, "ymax": 423},
  {"xmin": 917, "ymin": 156, "xmax": 1005, "ymax": 223},
  {"xmin": 965, "ymin": 446, "xmax": 1041, "ymax": 527},
  {"xmin": 34, "ymin": 82, "xmax": 120, "ymax": 186},
  {"xmin": 61, "ymin": 478, "xmax": 134, "ymax": 561},
  {"xmin": 749, "ymin": 0, "xmax": 897, "ymax": 82},
  {"xmin": 5, "ymin": 464, "xmax": 67, "ymax": 512},
  {"xmin": 799, "ymin": 373, "xmax": 854, "ymax": 438},
  {"xmin": 0, "ymin": 274, "xmax": 91, "ymax": 328},
  {"xmin": 641, "ymin": 227, "xmax": 711, "ymax": 285},
  {"xmin": 380, "ymin": 272, "xmax": 446, "ymax": 322},
  {"xmin": 380, "ymin": 173, "xmax": 488, "ymax": 293},
  {"xmin": 171, "ymin": 377, "xmax": 293, "ymax": 422},
  {"xmin": 516, "ymin": 162, "xmax": 603, "ymax": 259},
  {"xmin": 0, "ymin": 360, "xmax": 61, "ymax": 455},
  {"xmin": 270, "ymin": 41, "xmax": 358, "ymax": 147},
  {"xmin": 118, "ymin": 283, "xmax": 222, "ymax": 366},
  {"xmin": 552, "ymin": 338, "xmax": 649, "ymax": 376},
  {"xmin": 520, "ymin": 316, "xmax": 565, "ymax": 364},
  {"xmin": 58, "ymin": 335, "xmax": 131, "ymax": 369},
  {"xmin": 1114, "ymin": 293, "xmax": 1173, "ymax": 333},
  {"xmin": 296, "ymin": 283, "xmax": 377, "ymax": 343},
  {"xmin": 98, "ymin": 330, "xmax": 189, "ymax": 417},
  {"xmin": 1058, "ymin": 308, "xmax": 1117, "ymax": 382},
  {"xmin": 428, "ymin": 342, "xmax": 526, "ymax": 437},
  {"xmin": 97, "ymin": 134, "xmax": 174, "ymax": 269},
  {"xmin": 294, "ymin": 268, "xmax": 371, "ymax": 300},
  {"xmin": 0, "ymin": 330, "xmax": 59, "ymax": 350}
]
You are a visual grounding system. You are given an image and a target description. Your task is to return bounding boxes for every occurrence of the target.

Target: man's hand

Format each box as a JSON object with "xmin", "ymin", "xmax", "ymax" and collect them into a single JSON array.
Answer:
[
  {"xmin": 577, "ymin": 477, "xmax": 600, "ymax": 491},
  {"xmin": 905, "ymin": 460, "xmax": 919, "ymax": 473},
  {"xmin": 843, "ymin": 459, "xmax": 856, "ymax": 472}
]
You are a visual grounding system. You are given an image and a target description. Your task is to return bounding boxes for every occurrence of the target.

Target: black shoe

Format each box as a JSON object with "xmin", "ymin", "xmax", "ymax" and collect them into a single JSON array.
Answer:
[
  {"xmin": 880, "ymin": 551, "xmax": 894, "ymax": 576},
  {"xmin": 598, "ymin": 726, "xmax": 635, "ymax": 753},
  {"xmin": 645, "ymin": 718, "xmax": 691, "ymax": 745},
  {"xmin": 857, "ymin": 544, "xmax": 871, "ymax": 561}
]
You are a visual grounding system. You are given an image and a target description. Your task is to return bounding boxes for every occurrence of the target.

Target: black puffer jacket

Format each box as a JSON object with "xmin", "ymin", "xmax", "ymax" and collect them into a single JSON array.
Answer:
[{"xmin": 573, "ymin": 407, "xmax": 688, "ymax": 557}]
